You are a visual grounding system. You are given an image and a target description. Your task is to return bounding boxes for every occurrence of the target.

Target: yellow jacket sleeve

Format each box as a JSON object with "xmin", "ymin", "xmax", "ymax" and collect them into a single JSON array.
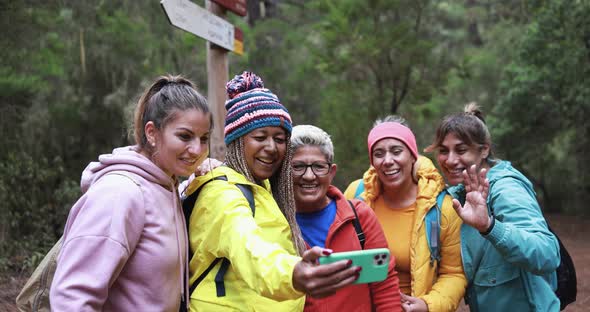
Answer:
[{"xmin": 420, "ymin": 195, "xmax": 467, "ymax": 312}]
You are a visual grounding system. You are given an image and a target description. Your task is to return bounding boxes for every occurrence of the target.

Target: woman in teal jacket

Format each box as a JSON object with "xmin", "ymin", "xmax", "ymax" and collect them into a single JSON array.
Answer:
[{"xmin": 425, "ymin": 103, "xmax": 560, "ymax": 312}]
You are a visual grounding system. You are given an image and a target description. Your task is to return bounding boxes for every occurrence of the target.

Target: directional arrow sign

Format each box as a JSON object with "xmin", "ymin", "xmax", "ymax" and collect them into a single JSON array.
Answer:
[{"xmin": 161, "ymin": 0, "xmax": 235, "ymax": 52}]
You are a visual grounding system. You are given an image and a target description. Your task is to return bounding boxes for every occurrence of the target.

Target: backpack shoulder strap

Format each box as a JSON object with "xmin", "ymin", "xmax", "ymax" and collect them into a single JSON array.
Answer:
[
  {"xmin": 16, "ymin": 236, "xmax": 64, "ymax": 311},
  {"xmin": 354, "ymin": 180, "xmax": 365, "ymax": 199},
  {"xmin": 105, "ymin": 171, "xmax": 141, "ymax": 187},
  {"xmin": 182, "ymin": 176, "xmax": 228, "ymax": 230},
  {"xmin": 187, "ymin": 178, "xmax": 255, "ymax": 297},
  {"xmin": 190, "ymin": 258, "xmax": 222, "ymax": 296},
  {"xmin": 235, "ymin": 184, "xmax": 255, "ymax": 216},
  {"xmin": 347, "ymin": 200, "xmax": 365, "ymax": 249},
  {"xmin": 547, "ymin": 225, "xmax": 577, "ymax": 310},
  {"xmin": 425, "ymin": 191, "xmax": 446, "ymax": 265},
  {"xmin": 212, "ymin": 182, "xmax": 253, "ymax": 297},
  {"xmin": 17, "ymin": 171, "xmax": 142, "ymax": 311}
]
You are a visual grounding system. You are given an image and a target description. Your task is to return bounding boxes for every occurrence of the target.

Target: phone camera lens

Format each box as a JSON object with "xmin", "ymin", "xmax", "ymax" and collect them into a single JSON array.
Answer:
[{"xmin": 374, "ymin": 255, "xmax": 380, "ymax": 260}]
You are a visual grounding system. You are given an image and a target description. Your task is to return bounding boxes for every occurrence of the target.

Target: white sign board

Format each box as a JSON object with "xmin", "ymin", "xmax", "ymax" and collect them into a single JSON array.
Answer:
[{"xmin": 161, "ymin": 0, "xmax": 235, "ymax": 51}]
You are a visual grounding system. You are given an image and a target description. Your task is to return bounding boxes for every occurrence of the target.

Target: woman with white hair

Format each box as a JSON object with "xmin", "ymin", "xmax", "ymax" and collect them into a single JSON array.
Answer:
[{"xmin": 291, "ymin": 124, "xmax": 402, "ymax": 311}]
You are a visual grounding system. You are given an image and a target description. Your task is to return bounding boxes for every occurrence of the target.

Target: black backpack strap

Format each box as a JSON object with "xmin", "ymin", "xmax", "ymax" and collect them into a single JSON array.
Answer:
[
  {"xmin": 211, "ymin": 183, "xmax": 253, "ymax": 297},
  {"xmin": 186, "ymin": 179, "xmax": 254, "ymax": 298},
  {"xmin": 235, "ymin": 184, "xmax": 255, "ymax": 217},
  {"xmin": 547, "ymin": 224, "xmax": 577, "ymax": 310},
  {"xmin": 214, "ymin": 258, "xmax": 231, "ymax": 297},
  {"xmin": 347, "ymin": 200, "xmax": 365, "ymax": 249},
  {"xmin": 190, "ymin": 258, "xmax": 221, "ymax": 295},
  {"xmin": 182, "ymin": 176, "xmax": 229, "ymax": 232}
]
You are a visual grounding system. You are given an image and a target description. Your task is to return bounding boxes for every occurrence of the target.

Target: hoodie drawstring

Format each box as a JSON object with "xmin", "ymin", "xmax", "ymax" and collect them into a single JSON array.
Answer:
[{"xmin": 172, "ymin": 185, "xmax": 189, "ymax": 310}]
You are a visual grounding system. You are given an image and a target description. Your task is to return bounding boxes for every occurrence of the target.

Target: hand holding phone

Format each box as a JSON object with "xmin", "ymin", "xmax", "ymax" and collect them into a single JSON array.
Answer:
[
  {"xmin": 293, "ymin": 247, "xmax": 360, "ymax": 298},
  {"xmin": 318, "ymin": 248, "xmax": 390, "ymax": 284}
]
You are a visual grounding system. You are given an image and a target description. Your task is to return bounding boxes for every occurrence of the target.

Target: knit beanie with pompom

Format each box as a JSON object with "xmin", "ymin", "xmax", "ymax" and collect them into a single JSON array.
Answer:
[{"xmin": 224, "ymin": 71, "xmax": 292, "ymax": 145}]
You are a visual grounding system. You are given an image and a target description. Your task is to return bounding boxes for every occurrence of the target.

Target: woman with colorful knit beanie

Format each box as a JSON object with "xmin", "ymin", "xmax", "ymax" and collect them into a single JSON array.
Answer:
[
  {"xmin": 183, "ymin": 72, "xmax": 360, "ymax": 311},
  {"xmin": 344, "ymin": 116, "xmax": 466, "ymax": 312}
]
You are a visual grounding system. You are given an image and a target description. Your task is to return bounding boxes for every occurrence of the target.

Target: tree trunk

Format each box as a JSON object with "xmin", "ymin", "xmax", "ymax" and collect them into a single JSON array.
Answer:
[
  {"xmin": 247, "ymin": 0, "xmax": 261, "ymax": 26},
  {"xmin": 466, "ymin": 0, "xmax": 484, "ymax": 46}
]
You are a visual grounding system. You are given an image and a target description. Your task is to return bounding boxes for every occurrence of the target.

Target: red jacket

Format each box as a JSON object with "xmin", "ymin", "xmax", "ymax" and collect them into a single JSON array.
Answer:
[{"xmin": 304, "ymin": 186, "xmax": 402, "ymax": 312}]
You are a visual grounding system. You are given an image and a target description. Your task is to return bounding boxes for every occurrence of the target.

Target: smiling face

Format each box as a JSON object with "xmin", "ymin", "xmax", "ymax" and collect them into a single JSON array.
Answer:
[
  {"xmin": 146, "ymin": 108, "xmax": 211, "ymax": 177},
  {"xmin": 436, "ymin": 132, "xmax": 490, "ymax": 186},
  {"xmin": 243, "ymin": 126, "xmax": 287, "ymax": 182},
  {"xmin": 371, "ymin": 138, "xmax": 416, "ymax": 191},
  {"xmin": 292, "ymin": 145, "xmax": 336, "ymax": 212}
]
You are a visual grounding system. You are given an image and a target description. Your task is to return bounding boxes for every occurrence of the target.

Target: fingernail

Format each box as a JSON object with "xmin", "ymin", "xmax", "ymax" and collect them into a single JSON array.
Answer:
[
  {"xmin": 347, "ymin": 260, "xmax": 353, "ymax": 266},
  {"xmin": 322, "ymin": 249, "xmax": 333, "ymax": 256},
  {"xmin": 356, "ymin": 266, "xmax": 363, "ymax": 272},
  {"xmin": 354, "ymin": 272, "xmax": 360, "ymax": 280}
]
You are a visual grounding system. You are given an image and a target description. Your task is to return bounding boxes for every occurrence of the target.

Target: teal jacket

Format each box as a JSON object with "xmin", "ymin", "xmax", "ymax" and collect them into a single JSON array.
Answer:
[{"xmin": 447, "ymin": 161, "xmax": 560, "ymax": 312}]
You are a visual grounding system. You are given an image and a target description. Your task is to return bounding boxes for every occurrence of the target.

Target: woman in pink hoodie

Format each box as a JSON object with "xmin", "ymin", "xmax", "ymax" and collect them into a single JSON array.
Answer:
[{"xmin": 50, "ymin": 75, "xmax": 211, "ymax": 311}]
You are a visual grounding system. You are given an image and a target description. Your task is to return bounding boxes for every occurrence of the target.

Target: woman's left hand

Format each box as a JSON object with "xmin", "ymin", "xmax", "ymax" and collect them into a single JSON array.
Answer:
[
  {"xmin": 195, "ymin": 158, "xmax": 223, "ymax": 176},
  {"xmin": 452, "ymin": 164, "xmax": 491, "ymax": 232},
  {"xmin": 292, "ymin": 247, "xmax": 359, "ymax": 298},
  {"xmin": 400, "ymin": 292, "xmax": 428, "ymax": 312}
]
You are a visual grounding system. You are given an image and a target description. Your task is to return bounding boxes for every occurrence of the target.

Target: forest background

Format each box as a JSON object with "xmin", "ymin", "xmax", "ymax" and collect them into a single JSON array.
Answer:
[{"xmin": 1, "ymin": 0, "xmax": 589, "ymax": 281}]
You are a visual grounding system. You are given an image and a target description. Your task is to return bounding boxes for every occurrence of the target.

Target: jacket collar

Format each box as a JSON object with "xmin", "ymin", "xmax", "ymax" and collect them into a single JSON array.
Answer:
[
  {"xmin": 363, "ymin": 156, "xmax": 445, "ymax": 217},
  {"xmin": 186, "ymin": 165, "xmax": 271, "ymax": 196}
]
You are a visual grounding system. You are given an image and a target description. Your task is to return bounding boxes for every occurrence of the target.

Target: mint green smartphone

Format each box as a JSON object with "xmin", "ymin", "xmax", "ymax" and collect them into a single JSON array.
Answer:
[{"xmin": 318, "ymin": 248, "xmax": 390, "ymax": 284}]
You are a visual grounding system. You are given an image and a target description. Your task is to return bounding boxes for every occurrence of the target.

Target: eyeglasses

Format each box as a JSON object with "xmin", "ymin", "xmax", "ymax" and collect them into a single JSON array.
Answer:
[{"xmin": 292, "ymin": 162, "xmax": 332, "ymax": 177}]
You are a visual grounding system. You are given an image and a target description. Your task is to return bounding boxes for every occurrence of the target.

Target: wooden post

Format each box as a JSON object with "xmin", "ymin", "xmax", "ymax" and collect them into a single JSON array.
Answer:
[
  {"xmin": 207, "ymin": 0, "xmax": 229, "ymax": 161},
  {"xmin": 161, "ymin": 0, "xmax": 243, "ymax": 160}
]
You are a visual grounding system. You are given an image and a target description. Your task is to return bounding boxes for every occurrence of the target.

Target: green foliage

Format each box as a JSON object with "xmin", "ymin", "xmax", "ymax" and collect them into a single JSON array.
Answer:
[
  {"xmin": 495, "ymin": 0, "xmax": 590, "ymax": 214},
  {"xmin": 1, "ymin": 0, "xmax": 587, "ymax": 273},
  {"xmin": 310, "ymin": 0, "xmax": 445, "ymax": 119},
  {"xmin": 0, "ymin": 0, "xmax": 208, "ymax": 273},
  {"xmin": 230, "ymin": 1, "xmax": 324, "ymax": 126},
  {"xmin": 295, "ymin": 0, "xmax": 446, "ymax": 185},
  {"xmin": 0, "ymin": 151, "xmax": 78, "ymax": 272}
]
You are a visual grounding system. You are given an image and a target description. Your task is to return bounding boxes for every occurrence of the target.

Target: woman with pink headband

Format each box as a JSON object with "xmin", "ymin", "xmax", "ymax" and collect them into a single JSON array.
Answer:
[{"xmin": 344, "ymin": 116, "xmax": 466, "ymax": 312}]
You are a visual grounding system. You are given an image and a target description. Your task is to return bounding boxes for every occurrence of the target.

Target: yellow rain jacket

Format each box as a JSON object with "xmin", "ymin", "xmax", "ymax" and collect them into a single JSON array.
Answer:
[
  {"xmin": 185, "ymin": 166, "xmax": 304, "ymax": 311},
  {"xmin": 344, "ymin": 156, "xmax": 466, "ymax": 312}
]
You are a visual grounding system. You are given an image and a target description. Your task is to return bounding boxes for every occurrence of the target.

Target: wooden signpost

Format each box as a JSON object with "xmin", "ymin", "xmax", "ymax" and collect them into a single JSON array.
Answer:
[{"xmin": 161, "ymin": 0, "xmax": 245, "ymax": 160}]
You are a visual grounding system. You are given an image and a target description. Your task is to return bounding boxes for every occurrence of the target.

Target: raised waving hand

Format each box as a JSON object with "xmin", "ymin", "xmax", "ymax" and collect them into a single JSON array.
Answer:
[{"xmin": 451, "ymin": 164, "xmax": 492, "ymax": 233}]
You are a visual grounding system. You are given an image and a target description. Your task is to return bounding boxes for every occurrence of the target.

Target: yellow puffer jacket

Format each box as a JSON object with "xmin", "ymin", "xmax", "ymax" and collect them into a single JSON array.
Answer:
[
  {"xmin": 185, "ymin": 166, "xmax": 304, "ymax": 311},
  {"xmin": 344, "ymin": 156, "xmax": 466, "ymax": 312}
]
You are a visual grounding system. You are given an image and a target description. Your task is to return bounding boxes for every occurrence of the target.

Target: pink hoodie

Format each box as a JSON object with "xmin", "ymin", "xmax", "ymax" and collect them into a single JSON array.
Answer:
[{"xmin": 50, "ymin": 146, "xmax": 188, "ymax": 311}]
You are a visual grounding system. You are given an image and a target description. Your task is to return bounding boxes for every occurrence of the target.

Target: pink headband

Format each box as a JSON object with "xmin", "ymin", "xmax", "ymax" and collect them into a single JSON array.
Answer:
[{"xmin": 367, "ymin": 122, "xmax": 418, "ymax": 164}]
